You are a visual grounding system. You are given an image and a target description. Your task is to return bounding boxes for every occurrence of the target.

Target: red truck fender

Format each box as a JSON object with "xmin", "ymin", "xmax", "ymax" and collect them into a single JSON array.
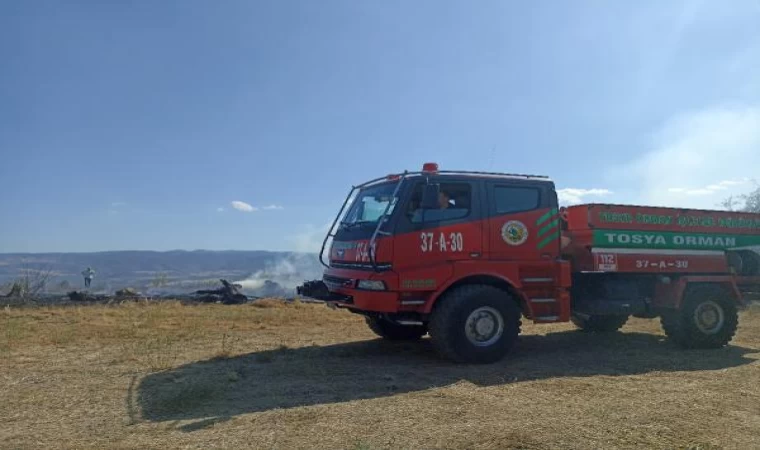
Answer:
[
  {"xmin": 652, "ymin": 275, "xmax": 744, "ymax": 309},
  {"xmin": 422, "ymin": 272, "xmax": 533, "ymax": 317}
]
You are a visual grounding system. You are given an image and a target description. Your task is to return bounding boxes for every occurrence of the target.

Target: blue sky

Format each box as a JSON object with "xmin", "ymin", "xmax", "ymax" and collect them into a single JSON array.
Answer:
[{"xmin": 1, "ymin": 0, "xmax": 759, "ymax": 253}]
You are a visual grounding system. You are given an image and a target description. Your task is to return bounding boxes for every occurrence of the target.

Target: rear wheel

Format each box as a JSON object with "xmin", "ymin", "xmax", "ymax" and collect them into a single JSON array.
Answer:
[
  {"xmin": 571, "ymin": 313, "xmax": 629, "ymax": 332},
  {"xmin": 429, "ymin": 284, "xmax": 521, "ymax": 364},
  {"xmin": 365, "ymin": 316, "xmax": 427, "ymax": 341},
  {"xmin": 739, "ymin": 250, "xmax": 760, "ymax": 276},
  {"xmin": 661, "ymin": 284, "xmax": 738, "ymax": 349}
]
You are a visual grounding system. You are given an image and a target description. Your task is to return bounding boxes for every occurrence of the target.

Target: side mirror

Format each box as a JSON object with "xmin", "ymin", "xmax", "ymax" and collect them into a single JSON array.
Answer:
[{"xmin": 421, "ymin": 183, "xmax": 441, "ymax": 209}]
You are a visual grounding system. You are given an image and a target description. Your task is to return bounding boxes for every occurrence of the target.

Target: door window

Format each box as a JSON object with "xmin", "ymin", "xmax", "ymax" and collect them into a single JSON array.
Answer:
[
  {"xmin": 407, "ymin": 183, "xmax": 472, "ymax": 223},
  {"xmin": 493, "ymin": 186, "xmax": 540, "ymax": 214}
]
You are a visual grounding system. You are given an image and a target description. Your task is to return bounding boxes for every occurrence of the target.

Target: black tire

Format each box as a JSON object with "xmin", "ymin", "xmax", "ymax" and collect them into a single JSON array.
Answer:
[
  {"xmin": 632, "ymin": 311, "xmax": 659, "ymax": 319},
  {"xmin": 428, "ymin": 284, "xmax": 521, "ymax": 364},
  {"xmin": 571, "ymin": 313, "xmax": 629, "ymax": 332},
  {"xmin": 739, "ymin": 250, "xmax": 760, "ymax": 276},
  {"xmin": 365, "ymin": 316, "xmax": 427, "ymax": 341},
  {"xmin": 660, "ymin": 284, "xmax": 738, "ymax": 349}
]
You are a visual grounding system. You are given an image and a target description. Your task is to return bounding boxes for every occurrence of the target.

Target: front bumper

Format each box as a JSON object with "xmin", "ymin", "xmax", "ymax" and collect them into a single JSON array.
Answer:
[
  {"xmin": 296, "ymin": 269, "xmax": 401, "ymax": 313},
  {"xmin": 296, "ymin": 279, "xmax": 349, "ymax": 302}
]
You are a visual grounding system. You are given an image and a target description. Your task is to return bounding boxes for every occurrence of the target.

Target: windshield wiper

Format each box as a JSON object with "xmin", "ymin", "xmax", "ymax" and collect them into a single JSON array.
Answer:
[{"xmin": 339, "ymin": 220, "xmax": 373, "ymax": 230}]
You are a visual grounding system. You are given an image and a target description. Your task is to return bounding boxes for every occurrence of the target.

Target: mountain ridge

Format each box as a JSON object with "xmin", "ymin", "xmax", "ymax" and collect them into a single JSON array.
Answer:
[{"xmin": 0, "ymin": 250, "xmax": 323, "ymax": 297}]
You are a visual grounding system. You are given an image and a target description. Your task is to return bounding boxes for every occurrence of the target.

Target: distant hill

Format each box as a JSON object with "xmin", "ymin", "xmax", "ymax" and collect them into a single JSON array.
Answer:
[{"xmin": 0, "ymin": 250, "xmax": 323, "ymax": 297}]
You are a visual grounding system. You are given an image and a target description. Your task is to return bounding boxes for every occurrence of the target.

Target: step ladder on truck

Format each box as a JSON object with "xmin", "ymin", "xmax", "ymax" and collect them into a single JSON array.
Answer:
[{"xmin": 297, "ymin": 163, "xmax": 760, "ymax": 363}]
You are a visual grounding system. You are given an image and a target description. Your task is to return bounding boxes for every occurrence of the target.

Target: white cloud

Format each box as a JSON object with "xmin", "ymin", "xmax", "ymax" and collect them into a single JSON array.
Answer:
[
  {"xmin": 615, "ymin": 105, "xmax": 760, "ymax": 209},
  {"xmin": 216, "ymin": 207, "xmax": 225, "ymax": 212},
  {"xmin": 667, "ymin": 179, "xmax": 750, "ymax": 196},
  {"xmin": 227, "ymin": 201, "xmax": 282, "ymax": 212},
  {"xmin": 557, "ymin": 188, "xmax": 613, "ymax": 206},
  {"xmin": 230, "ymin": 201, "xmax": 257, "ymax": 212}
]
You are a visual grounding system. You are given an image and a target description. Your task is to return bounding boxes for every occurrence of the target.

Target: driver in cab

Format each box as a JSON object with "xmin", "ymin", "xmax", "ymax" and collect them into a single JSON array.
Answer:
[
  {"xmin": 409, "ymin": 188, "xmax": 452, "ymax": 223},
  {"xmin": 438, "ymin": 191, "xmax": 451, "ymax": 209}
]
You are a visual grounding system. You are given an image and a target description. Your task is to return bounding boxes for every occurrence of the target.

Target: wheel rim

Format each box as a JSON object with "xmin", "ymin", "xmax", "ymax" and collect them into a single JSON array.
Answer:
[
  {"xmin": 693, "ymin": 300, "xmax": 725, "ymax": 335},
  {"xmin": 464, "ymin": 306, "xmax": 504, "ymax": 347}
]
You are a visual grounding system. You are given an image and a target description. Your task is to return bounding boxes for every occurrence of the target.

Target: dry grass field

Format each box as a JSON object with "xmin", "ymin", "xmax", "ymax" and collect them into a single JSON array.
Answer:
[{"xmin": 2, "ymin": 300, "xmax": 760, "ymax": 450}]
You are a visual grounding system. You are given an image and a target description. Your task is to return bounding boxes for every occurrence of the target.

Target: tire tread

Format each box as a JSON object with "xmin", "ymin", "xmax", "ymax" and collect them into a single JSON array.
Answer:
[
  {"xmin": 365, "ymin": 316, "xmax": 426, "ymax": 341},
  {"xmin": 660, "ymin": 284, "xmax": 738, "ymax": 349},
  {"xmin": 429, "ymin": 284, "xmax": 521, "ymax": 363}
]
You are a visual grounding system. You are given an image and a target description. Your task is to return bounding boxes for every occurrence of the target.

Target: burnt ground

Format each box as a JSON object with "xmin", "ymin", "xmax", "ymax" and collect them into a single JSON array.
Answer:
[{"xmin": 2, "ymin": 300, "xmax": 760, "ymax": 449}]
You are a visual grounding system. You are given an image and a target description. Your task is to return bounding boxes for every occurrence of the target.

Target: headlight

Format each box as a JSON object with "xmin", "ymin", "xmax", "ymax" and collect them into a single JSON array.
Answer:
[{"xmin": 357, "ymin": 280, "xmax": 386, "ymax": 291}]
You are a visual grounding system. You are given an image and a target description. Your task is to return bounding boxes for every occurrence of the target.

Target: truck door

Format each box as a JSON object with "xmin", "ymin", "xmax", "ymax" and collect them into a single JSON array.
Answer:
[
  {"xmin": 485, "ymin": 181, "xmax": 560, "ymax": 261},
  {"xmin": 393, "ymin": 177, "xmax": 484, "ymax": 273}
]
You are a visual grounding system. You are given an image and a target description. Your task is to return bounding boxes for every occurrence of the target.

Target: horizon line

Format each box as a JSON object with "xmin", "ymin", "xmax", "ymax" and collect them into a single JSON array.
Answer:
[{"xmin": 0, "ymin": 249, "xmax": 317, "ymax": 255}]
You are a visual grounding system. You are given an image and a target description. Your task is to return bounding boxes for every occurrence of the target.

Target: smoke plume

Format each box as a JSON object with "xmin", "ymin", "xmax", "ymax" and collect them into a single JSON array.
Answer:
[{"xmin": 235, "ymin": 253, "xmax": 323, "ymax": 296}]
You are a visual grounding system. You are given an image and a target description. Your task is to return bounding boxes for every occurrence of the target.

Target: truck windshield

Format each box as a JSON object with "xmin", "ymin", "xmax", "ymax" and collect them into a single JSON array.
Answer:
[{"xmin": 341, "ymin": 182, "xmax": 399, "ymax": 228}]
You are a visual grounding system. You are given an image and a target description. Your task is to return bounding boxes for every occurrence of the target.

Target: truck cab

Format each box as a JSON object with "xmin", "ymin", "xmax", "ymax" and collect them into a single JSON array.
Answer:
[{"xmin": 299, "ymin": 163, "xmax": 572, "ymax": 363}]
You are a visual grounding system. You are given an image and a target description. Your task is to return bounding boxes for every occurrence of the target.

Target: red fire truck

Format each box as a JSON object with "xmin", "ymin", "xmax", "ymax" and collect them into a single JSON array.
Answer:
[{"xmin": 297, "ymin": 163, "xmax": 760, "ymax": 363}]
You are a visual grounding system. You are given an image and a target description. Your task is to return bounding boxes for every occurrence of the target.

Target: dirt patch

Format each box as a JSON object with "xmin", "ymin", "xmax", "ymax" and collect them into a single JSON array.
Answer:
[{"xmin": 2, "ymin": 301, "xmax": 760, "ymax": 449}]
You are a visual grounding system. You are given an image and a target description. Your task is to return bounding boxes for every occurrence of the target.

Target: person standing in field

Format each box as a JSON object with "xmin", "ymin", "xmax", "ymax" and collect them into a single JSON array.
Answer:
[{"xmin": 82, "ymin": 267, "xmax": 95, "ymax": 288}]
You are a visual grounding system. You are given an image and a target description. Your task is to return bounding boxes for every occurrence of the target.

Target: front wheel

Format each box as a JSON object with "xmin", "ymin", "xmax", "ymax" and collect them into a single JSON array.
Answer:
[
  {"xmin": 429, "ymin": 284, "xmax": 521, "ymax": 364},
  {"xmin": 365, "ymin": 316, "xmax": 427, "ymax": 341},
  {"xmin": 571, "ymin": 313, "xmax": 629, "ymax": 332},
  {"xmin": 660, "ymin": 284, "xmax": 738, "ymax": 349}
]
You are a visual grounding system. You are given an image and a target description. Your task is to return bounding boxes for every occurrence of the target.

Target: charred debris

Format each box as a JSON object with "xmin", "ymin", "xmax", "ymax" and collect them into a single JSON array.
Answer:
[{"xmin": 2, "ymin": 279, "xmax": 320, "ymax": 307}]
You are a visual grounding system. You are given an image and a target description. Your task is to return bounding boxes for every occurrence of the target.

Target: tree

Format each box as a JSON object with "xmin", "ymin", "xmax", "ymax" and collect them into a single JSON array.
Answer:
[
  {"xmin": 743, "ymin": 186, "xmax": 760, "ymax": 213},
  {"xmin": 722, "ymin": 185, "xmax": 760, "ymax": 213}
]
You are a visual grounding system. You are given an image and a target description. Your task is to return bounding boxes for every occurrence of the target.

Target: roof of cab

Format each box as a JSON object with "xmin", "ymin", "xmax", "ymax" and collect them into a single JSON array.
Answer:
[{"xmin": 361, "ymin": 170, "xmax": 553, "ymax": 188}]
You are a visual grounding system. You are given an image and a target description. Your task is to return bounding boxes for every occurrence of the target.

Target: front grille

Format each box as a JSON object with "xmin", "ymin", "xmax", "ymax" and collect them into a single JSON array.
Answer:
[
  {"xmin": 330, "ymin": 261, "xmax": 392, "ymax": 271},
  {"xmin": 323, "ymin": 275, "xmax": 354, "ymax": 290}
]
